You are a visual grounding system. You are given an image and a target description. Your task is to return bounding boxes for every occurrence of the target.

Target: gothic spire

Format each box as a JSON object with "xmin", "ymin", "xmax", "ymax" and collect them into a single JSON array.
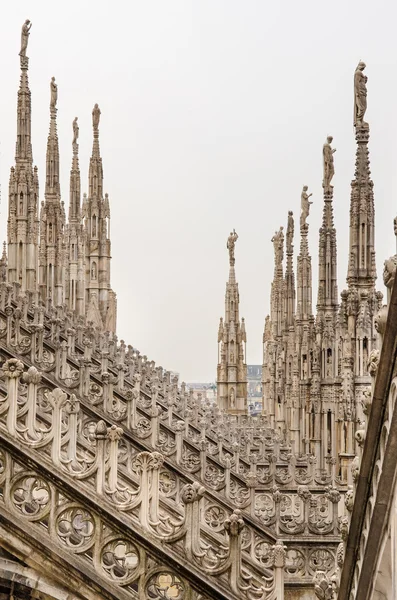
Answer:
[
  {"xmin": 89, "ymin": 103, "xmax": 103, "ymax": 201},
  {"xmin": 84, "ymin": 104, "xmax": 116, "ymax": 334},
  {"xmin": 39, "ymin": 77, "xmax": 65, "ymax": 305},
  {"xmin": 216, "ymin": 230, "xmax": 247, "ymax": 414},
  {"xmin": 7, "ymin": 20, "xmax": 39, "ymax": 292},
  {"xmin": 45, "ymin": 77, "xmax": 60, "ymax": 200},
  {"xmin": 347, "ymin": 62, "xmax": 376, "ymax": 289},
  {"xmin": 317, "ymin": 138, "xmax": 338, "ymax": 312},
  {"xmin": 284, "ymin": 211, "xmax": 296, "ymax": 328},
  {"xmin": 69, "ymin": 117, "xmax": 81, "ymax": 221},
  {"xmin": 270, "ymin": 226, "xmax": 284, "ymax": 338},
  {"xmin": 15, "ymin": 20, "xmax": 33, "ymax": 164},
  {"xmin": 296, "ymin": 187, "xmax": 313, "ymax": 321}
]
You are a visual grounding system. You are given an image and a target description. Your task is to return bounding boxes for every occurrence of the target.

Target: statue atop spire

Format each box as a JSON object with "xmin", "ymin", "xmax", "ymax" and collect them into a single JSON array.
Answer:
[
  {"xmin": 354, "ymin": 61, "xmax": 368, "ymax": 129},
  {"xmin": 92, "ymin": 103, "xmax": 101, "ymax": 130},
  {"xmin": 72, "ymin": 117, "xmax": 79, "ymax": 145},
  {"xmin": 217, "ymin": 231, "xmax": 247, "ymax": 413},
  {"xmin": 286, "ymin": 211, "xmax": 294, "ymax": 253},
  {"xmin": 322, "ymin": 136, "xmax": 336, "ymax": 192},
  {"xmin": 300, "ymin": 186, "xmax": 313, "ymax": 227},
  {"xmin": 227, "ymin": 229, "xmax": 238, "ymax": 266},
  {"xmin": 272, "ymin": 227, "xmax": 284, "ymax": 268},
  {"xmin": 50, "ymin": 77, "xmax": 58, "ymax": 109},
  {"xmin": 19, "ymin": 19, "xmax": 31, "ymax": 58}
]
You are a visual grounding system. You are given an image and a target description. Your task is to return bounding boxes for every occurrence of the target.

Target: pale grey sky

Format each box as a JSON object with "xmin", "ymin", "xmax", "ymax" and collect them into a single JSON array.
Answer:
[{"xmin": 1, "ymin": 1, "xmax": 396, "ymax": 382}]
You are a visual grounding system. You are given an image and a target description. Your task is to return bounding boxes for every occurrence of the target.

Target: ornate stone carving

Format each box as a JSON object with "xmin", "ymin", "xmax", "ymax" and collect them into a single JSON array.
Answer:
[
  {"xmin": 19, "ymin": 19, "xmax": 32, "ymax": 58},
  {"xmin": 300, "ymin": 186, "xmax": 313, "ymax": 227},
  {"xmin": 322, "ymin": 136, "xmax": 336, "ymax": 191},
  {"xmin": 226, "ymin": 229, "xmax": 238, "ymax": 267},
  {"xmin": 354, "ymin": 61, "xmax": 368, "ymax": 129},
  {"xmin": 50, "ymin": 77, "xmax": 58, "ymax": 109}
]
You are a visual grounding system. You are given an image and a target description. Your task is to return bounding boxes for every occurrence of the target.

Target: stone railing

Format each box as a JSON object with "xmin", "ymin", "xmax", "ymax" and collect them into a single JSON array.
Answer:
[
  {"xmin": 0, "ymin": 282, "xmax": 345, "ymax": 590},
  {"xmin": 0, "ymin": 356, "xmax": 284, "ymax": 600}
]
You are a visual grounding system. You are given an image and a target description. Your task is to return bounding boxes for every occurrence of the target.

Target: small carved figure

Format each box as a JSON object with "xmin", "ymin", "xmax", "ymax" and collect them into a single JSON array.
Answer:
[
  {"xmin": 230, "ymin": 388, "xmax": 236, "ymax": 408},
  {"xmin": 91, "ymin": 262, "xmax": 97, "ymax": 280},
  {"xmin": 50, "ymin": 77, "xmax": 57, "ymax": 109},
  {"xmin": 300, "ymin": 186, "xmax": 313, "ymax": 226},
  {"xmin": 92, "ymin": 103, "xmax": 101, "ymax": 129},
  {"xmin": 19, "ymin": 19, "xmax": 32, "ymax": 58},
  {"xmin": 72, "ymin": 117, "xmax": 79, "ymax": 144},
  {"xmin": 367, "ymin": 349, "xmax": 380, "ymax": 378},
  {"xmin": 354, "ymin": 61, "xmax": 368, "ymax": 128},
  {"xmin": 286, "ymin": 211, "xmax": 294, "ymax": 252},
  {"xmin": 227, "ymin": 229, "xmax": 238, "ymax": 266},
  {"xmin": 271, "ymin": 227, "xmax": 284, "ymax": 266},
  {"xmin": 323, "ymin": 136, "xmax": 336, "ymax": 190}
]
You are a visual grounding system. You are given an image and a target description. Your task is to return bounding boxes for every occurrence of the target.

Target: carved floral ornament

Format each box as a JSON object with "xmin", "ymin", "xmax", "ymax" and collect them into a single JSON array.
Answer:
[{"xmin": 2, "ymin": 449, "xmax": 195, "ymax": 597}]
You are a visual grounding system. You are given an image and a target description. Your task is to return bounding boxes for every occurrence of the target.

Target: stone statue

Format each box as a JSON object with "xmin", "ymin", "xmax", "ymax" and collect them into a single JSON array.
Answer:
[
  {"xmin": 50, "ymin": 77, "xmax": 57, "ymax": 109},
  {"xmin": 300, "ymin": 186, "xmax": 313, "ymax": 226},
  {"xmin": 286, "ymin": 211, "xmax": 294, "ymax": 253},
  {"xmin": 19, "ymin": 20, "xmax": 32, "ymax": 58},
  {"xmin": 322, "ymin": 136, "xmax": 336, "ymax": 190},
  {"xmin": 354, "ymin": 62, "xmax": 368, "ymax": 129},
  {"xmin": 92, "ymin": 103, "xmax": 101, "ymax": 129},
  {"xmin": 271, "ymin": 227, "xmax": 284, "ymax": 266},
  {"xmin": 230, "ymin": 388, "xmax": 236, "ymax": 409},
  {"xmin": 72, "ymin": 117, "xmax": 79, "ymax": 145},
  {"xmin": 227, "ymin": 229, "xmax": 238, "ymax": 266}
]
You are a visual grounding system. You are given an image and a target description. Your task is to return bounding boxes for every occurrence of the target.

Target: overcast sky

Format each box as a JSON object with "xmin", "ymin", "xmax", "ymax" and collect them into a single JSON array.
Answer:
[{"xmin": 1, "ymin": 1, "xmax": 396, "ymax": 382}]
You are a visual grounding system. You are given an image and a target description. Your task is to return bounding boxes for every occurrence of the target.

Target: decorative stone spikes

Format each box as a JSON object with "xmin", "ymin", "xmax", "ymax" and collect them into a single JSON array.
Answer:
[{"xmin": 217, "ymin": 230, "xmax": 247, "ymax": 414}]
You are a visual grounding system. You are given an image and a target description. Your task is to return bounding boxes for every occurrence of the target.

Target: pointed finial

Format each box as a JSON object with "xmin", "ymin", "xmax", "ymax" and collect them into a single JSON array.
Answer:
[
  {"xmin": 2, "ymin": 242, "xmax": 6, "ymax": 260},
  {"xmin": 354, "ymin": 61, "xmax": 368, "ymax": 129}
]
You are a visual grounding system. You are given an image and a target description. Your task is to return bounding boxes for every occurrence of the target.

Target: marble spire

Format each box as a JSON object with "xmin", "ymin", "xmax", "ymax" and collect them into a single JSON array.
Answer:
[
  {"xmin": 65, "ymin": 118, "xmax": 85, "ymax": 316},
  {"xmin": 317, "ymin": 138, "xmax": 338, "ymax": 313},
  {"xmin": 7, "ymin": 20, "xmax": 39, "ymax": 291},
  {"xmin": 347, "ymin": 62, "xmax": 376, "ymax": 289},
  {"xmin": 284, "ymin": 211, "xmax": 296, "ymax": 329},
  {"xmin": 39, "ymin": 77, "xmax": 65, "ymax": 305},
  {"xmin": 84, "ymin": 104, "xmax": 116, "ymax": 333},
  {"xmin": 296, "ymin": 194, "xmax": 313, "ymax": 322},
  {"xmin": 69, "ymin": 117, "xmax": 81, "ymax": 222},
  {"xmin": 217, "ymin": 231, "xmax": 247, "ymax": 414}
]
